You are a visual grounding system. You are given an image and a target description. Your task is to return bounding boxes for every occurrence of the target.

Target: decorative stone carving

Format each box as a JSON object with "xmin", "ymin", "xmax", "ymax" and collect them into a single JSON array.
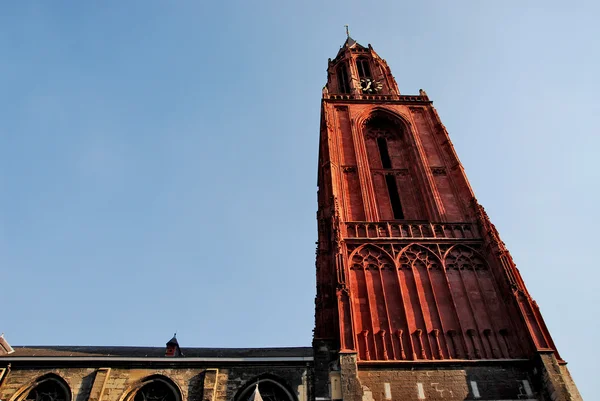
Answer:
[
  {"xmin": 379, "ymin": 330, "xmax": 389, "ymax": 360},
  {"xmin": 445, "ymin": 245, "xmax": 487, "ymax": 271},
  {"xmin": 414, "ymin": 329, "xmax": 427, "ymax": 359},
  {"xmin": 371, "ymin": 169, "xmax": 409, "ymax": 177},
  {"xmin": 430, "ymin": 329, "xmax": 443, "ymax": 360},
  {"xmin": 330, "ymin": 196, "xmax": 343, "ymax": 255},
  {"xmin": 447, "ymin": 330, "xmax": 459, "ymax": 359},
  {"xmin": 466, "ymin": 329, "xmax": 481, "ymax": 358},
  {"xmin": 483, "ymin": 329, "xmax": 499, "ymax": 358},
  {"xmin": 364, "ymin": 128, "xmax": 394, "ymax": 140},
  {"xmin": 499, "ymin": 329, "xmax": 513, "ymax": 358},
  {"xmin": 399, "ymin": 245, "xmax": 441, "ymax": 270},
  {"xmin": 431, "ymin": 167, "xmax": 447, "ymax": 176},
  {"xmin": 350, "ymin": 246, "xmax": 394, "ymax": 271},
  {"xmin": 473, "ymin": 199, "xmax": 508, "ymax": 253},
  {"xmin": 395, "ymin": 329, "xmax": 407, "ymax": 360},
  {"xmin": 361, "ymin": 330, "xmax": 370, "ymax": 360}
]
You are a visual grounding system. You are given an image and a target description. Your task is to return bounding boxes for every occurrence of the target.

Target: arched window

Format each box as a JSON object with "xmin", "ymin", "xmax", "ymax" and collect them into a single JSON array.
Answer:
[
  {"xmin": 23, "ymin": 377, "xmax": 70, "ymax": 401},
  {"xmin": 356, "ymin": 58, "xmax": 371, "ymax": 79},
  {"xmin": 130, "ymin": 378, "xmax": 180, "ymax": 401},
  {"xmin": 336, "ymin": 64, "xmax": 351, "ymax": 94},
  {"xmin": 362, "ymin": 111, "xmax": 430, "ymax": 220},
  {"xmin": 236, "ymin": 378, "xmax": 295, "ymax": 401}
]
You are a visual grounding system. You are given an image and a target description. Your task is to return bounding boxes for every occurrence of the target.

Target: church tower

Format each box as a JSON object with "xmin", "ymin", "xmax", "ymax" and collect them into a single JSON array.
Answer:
[{"xmin": 313, "ymin": 36, "xmax": 581, "ymax": 401}]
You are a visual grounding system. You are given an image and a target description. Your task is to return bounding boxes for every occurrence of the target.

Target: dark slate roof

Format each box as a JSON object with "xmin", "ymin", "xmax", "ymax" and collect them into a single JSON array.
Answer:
[
  {"xmin": 344, "ymin": 36, "xmax": 357, "ymax": 48},
  {"xmin": 335, "ymin": 36, "xmax": 367, "ymax": 59},
  {"xmin": 1, "ymin": 346, "xmax": 313, "ymax": 358}
]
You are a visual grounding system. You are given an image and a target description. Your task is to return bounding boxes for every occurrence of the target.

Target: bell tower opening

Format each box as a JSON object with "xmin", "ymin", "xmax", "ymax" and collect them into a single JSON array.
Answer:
[
  {"xmin": 325, "ymin": 35, "xmax": 399, "ymax": 96},
  {"xmin": 356, "ymin": 57, "xmax": 371, "ymax": 79},
  {"xmin": 336, "ymin": 64, "xmax": 351, "ymax": 94}
]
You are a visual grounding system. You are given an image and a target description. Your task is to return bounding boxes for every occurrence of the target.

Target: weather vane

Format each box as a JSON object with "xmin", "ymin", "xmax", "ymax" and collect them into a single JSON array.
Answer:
[{"xmin": 344, "ymin": 25, "xmax": 350, "ymax": 38}]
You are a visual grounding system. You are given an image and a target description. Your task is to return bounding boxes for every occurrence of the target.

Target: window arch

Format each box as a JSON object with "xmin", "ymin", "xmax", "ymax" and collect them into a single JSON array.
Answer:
[
  {"xmin": 235, "ymin": 377, "xmax": 296, "ymax": 401},
  {"xmin": 364, "ymin": 112, "xmax": 407, "ymax": 220},
  {"xmin": 21, "ymin": 375, "xmax": 70, "ymax": 401},
  {"xmin": 336, "ymin": 63, "xmax": 351, "ymax": 94},
  {"xmin": 125, "ymin": 377, "xmax": 181, "ymax": 401},
  {"xmin": 356, "ymin": 58, "xmax": 371, "ymax": 79}
]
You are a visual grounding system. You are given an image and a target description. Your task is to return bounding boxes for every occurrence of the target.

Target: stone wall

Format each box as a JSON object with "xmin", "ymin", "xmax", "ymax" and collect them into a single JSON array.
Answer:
[{"xmin": 0, "ymin": 364, "xmax": 310, "ymax": 401}]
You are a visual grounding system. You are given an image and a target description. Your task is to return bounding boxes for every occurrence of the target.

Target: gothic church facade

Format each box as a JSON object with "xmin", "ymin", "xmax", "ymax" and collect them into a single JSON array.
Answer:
[{"xmin": 0, "ymin": 37, "xmax": 581, "ymax": 401}]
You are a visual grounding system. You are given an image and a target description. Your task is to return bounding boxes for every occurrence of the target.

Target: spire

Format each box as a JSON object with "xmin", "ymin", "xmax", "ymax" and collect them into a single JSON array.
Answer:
[
  {"xmin": 342, "ymin": 24, "xmax": 357, "ymax": 48},
  {"xmin": 167, "ymin": 332, "xmax": 178, "ymax": 346},
  {"xmin": 249, "ymin": 384, "xmax": 264, "ymax": 401}
]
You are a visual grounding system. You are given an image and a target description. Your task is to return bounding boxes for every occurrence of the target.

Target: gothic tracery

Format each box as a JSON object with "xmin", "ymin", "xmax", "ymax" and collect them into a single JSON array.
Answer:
[
  {"xmin": 399, "ymin": 245, "xmax": 441, "ymax": 270},
  {"xmin": 350, "ymin": 246, "xmax": 394, "ymax": 271},
  {"xmin": 23, "ymin": 378, "xmax": 69, "ymax": 401},
  {"xmin": 445, "ymin": 245, "xmax": 487, "ymax": 271}
]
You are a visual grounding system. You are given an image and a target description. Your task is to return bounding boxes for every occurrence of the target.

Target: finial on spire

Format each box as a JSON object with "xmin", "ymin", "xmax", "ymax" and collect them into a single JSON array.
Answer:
[{"xmin": 344, "ymin": 25, "xmax": 350, "ymax": 38}]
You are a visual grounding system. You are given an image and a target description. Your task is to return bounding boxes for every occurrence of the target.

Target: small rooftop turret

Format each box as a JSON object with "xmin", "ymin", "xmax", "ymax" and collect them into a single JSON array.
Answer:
[{"xmin": 165, "ymin": 333, "xmax": 182, "ymax": 357}]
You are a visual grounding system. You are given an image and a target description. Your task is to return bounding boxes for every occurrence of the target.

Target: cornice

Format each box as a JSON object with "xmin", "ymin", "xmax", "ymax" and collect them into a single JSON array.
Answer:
[{"xmin": 323, "ymin": 94, "xmax": 431, "ymax": 105}]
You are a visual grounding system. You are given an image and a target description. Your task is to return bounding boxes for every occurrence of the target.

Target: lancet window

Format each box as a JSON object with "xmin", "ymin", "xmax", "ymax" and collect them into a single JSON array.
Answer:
[
  {"xmin": 133, "ymin": 380, "xmax": 179, "ymax": 401},
  {"xmin": 337, "ymin": 64, "xmax": 351, "ymax": 94},
  {"xmin": 356, "ymin": 58, "xmax": 372, "ymax": 79},
  {"xmin": 365, "ymin": 113, "xmax": 407, "ymax": 220},
  {"xmin": 23, "ymin": 377, "xmax": 70, "ymax": 401}
]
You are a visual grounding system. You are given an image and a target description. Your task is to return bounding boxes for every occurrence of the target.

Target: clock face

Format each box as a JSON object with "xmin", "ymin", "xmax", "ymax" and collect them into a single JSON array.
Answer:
[{"xmin": 360, "ymin": 78, "xmax": 383, "ymax": 93}]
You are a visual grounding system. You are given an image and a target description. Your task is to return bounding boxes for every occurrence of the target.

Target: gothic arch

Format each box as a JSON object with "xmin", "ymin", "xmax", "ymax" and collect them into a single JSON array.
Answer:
[
  {"xmin": 234, "ymin": 374, "xmax": 297, "ymax": 401},
  {"xmin": 348, "ymin": 244, "xmax": 395, "ymax": 269},
  {"xmin": 10, "ymin": 374, "xmax": 71, "ymax": 401},
  {"xmin": 396, "ymin": 243, "xmax": 442, "ymax": 268},
  {"xmin": 443, "ymin": 245, "xmax": 488, "ymax": 270},
  {"xmin": 395, "ymin": 244, "xmax": 457, "ymax": 359},
  {"xmin": 356, "ymin": 107, "xmax": 413, "ymax": 134},
  {"xmin": 358, "ymin": 108, "xmax": 426, "ymax": 220},
  {"xmin": 348, "ymin": 244, "xmax": 400, "ymax": 360},
  {"xmin": 443, "ymin": 244, "xmax": 514, "ymax": 359},
  {"xmin": 120, "ymin": 375, "xmax": 182, "ymax": 401}
]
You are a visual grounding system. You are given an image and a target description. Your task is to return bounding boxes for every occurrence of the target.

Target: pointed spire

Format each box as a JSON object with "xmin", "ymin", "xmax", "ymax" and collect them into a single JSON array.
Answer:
[
  {"xmin": 249, "ymin": 383, "xmax": 264, "ymax": 401},
  {"xmin": 167, "ymin": 332, "xmax": 178, "ymax": 346},
  {"xmin": 342, "ymin": 24, "xmax": 357, "ymax": 48},
  {"xmin": 0, "ymin": 333, "xmax": 14, "ymax": 355}
]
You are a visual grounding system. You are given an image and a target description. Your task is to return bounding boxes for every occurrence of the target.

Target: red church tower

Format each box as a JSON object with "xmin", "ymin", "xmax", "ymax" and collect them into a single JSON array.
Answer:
[{"xmin": 313, "ymin": 36, "xmax": 581, "ymax": 401}]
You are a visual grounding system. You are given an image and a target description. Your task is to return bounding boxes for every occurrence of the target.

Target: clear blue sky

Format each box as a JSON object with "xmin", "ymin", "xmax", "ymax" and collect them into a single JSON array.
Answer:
[{"xmin": 1, "ymin": 1, "xmax": 597, "ymax": 398}]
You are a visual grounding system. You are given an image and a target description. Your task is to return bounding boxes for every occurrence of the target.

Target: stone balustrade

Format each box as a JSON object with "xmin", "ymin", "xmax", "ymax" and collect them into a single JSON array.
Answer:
[{"xmin": 345, "ymin": 221, "xmax": 479, "ymax": 240}]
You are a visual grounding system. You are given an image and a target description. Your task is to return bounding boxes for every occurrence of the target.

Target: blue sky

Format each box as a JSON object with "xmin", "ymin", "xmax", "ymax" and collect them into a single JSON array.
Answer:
[{"xmin": 1, "ymin": 1, "xmax": 598, "ymax": 398}]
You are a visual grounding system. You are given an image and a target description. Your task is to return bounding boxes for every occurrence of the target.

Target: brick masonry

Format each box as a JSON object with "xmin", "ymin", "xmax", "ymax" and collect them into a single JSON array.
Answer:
[{"xmin": 357, "ymin": 364, "xmax": 534, "ymax": 400}]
